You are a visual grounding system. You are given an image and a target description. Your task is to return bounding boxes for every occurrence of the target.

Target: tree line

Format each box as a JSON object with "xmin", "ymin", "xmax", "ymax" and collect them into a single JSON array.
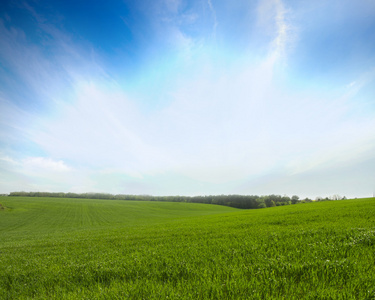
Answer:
[{"xmin": 4, "ymin": 191, "xmax": 335, "ymax": 209}]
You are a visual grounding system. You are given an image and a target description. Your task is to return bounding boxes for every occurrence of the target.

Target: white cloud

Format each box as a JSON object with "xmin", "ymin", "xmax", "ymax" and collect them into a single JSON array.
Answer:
[
  {"xmin": 22, "ymin": 157, "xmax": 71, "ymax": 172},
  {"xmin": 0, "ymin": 154, "xmax": 76, "ymax": 193},
  {"xmin": 0, "ymin": 154, "xmax": 71, "ymax": 174},
  {"xmin": 256, "ymin": 0, "xmax": 295, "ymax": 63},
  {"xmin": 6, "ymin": 39, "xmax": 371, "ymax": 195},
  {"xmin": 0, "ymin": 155, "xmax": 18, "ymax": 165},
  {"xmin": 29, "ymin": 82, "xmax": 167, "ymax": 178},
  {"xmin": 28, "ymin": 46, "xmax": 373, "ymax": 189}
]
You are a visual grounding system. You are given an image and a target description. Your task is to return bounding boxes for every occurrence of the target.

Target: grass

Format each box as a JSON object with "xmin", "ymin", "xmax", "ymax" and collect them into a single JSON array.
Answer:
[{"xmin": 0, "ymin": 196, "xmax": 375, "ymax": 299}]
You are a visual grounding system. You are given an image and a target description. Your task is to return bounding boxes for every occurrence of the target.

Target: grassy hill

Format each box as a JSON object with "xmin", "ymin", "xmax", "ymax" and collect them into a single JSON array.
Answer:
[
  {"xmin": 0, "ymin": 197, "xmax": 236, "ymax": 241},
  {"xmin": 0, "ymin": 196, "xmax": 374, "ymax": 299}
]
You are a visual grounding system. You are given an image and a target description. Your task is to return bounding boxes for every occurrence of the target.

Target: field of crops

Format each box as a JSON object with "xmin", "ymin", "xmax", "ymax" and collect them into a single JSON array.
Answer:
[{"xmin": 0, "ymin": 196, "xmax": 374, "ymax": 299}]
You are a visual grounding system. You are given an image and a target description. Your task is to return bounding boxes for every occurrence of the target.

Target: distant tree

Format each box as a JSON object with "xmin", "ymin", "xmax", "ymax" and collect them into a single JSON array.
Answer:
[
  {"xmin": 281, "ymin": 195, "xmax": 291, "ymax": 205},
  {"xmin": 258, "ymin": 202, "xmax": 266, "ymax": 208},
  {"xmin": 291, "ymin": 195, "xmax": 299, "ymax": 204},
  {"xmin": 264, "ymin": 196, "xmax": 276, "ymax": 207},
  {"xmin": 8, "ymin": 191, "xmax": 308, "ymax": 210},
  {"xmin": 301, "ymin": 198, "xmax": 313, "ymax": 203}
]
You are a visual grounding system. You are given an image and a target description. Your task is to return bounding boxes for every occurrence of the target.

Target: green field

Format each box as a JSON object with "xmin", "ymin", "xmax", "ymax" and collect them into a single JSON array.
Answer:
[{"xmin": 0, "ymin": 196, "xmax": 375, "ymax": 299}]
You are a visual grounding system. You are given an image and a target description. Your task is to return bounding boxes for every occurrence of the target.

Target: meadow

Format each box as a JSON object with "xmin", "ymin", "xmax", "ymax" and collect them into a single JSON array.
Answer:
[{"xmin": 0, "ymin": 196, "xmax": 374, "ymax": 299}]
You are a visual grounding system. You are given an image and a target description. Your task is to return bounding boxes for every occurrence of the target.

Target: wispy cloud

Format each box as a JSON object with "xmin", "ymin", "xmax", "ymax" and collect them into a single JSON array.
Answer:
[
  {"xmin": 343, "ymin": 68, "xmax": 375, "ymax": 102},
  {"xmin": 256, "ymin": 0, "xmax": 295, "ymax": 63},
  {"xmin": 0, "ymin": 153, "xmax": 75, "ymax": 193},
  {"xmin": 22, "ymin": 43, "xmax": 370, "ymax": 192},
  {"xmin": 0, "ymin": 11, "xmax": 109, "ymax": 110},
  {"xmin": 207, "ymin": 0, "xmax": 218, "ymax": 39},
  {"xmin": 0, "ymin": 154, "xmax": 72, "ymax": 174},
  {"xmin": 23, "ymin": 157, "xmax": 71, "ymax": 172},
  {"xmin": 272, "ymin": 0, "xmax": 291, "ymax": 58}
]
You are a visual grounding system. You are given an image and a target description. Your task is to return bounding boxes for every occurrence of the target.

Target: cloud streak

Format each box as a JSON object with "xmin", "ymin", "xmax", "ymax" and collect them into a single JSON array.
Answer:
[{"xmin": 207, "ymin": 0, "xmax": 218, "ymax": 38}]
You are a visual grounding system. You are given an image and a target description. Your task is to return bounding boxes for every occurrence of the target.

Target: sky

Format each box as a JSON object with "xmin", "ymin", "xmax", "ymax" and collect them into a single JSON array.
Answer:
[{"xmin": 0, "ymin": 0, "xmax": 375, "ymax": 199}]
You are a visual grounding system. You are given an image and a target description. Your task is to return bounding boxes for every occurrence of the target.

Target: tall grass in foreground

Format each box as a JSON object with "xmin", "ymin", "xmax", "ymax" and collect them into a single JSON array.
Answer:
[{"xmin": 0, "ymin": 197, "xmax": 374, "ymax": 299}]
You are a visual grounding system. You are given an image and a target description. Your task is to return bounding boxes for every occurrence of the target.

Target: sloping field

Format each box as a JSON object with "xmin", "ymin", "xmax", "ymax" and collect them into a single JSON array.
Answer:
[
  {"xmin": 0, "ymin": 196, "xmax": 374, "ymax": 299},
  {"xmin": 0, "ymin": 197, "xmax": 236, "ymax": 242}
]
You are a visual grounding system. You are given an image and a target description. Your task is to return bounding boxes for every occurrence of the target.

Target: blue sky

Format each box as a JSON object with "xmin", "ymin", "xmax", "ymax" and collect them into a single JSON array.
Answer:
[{"xmin": 1, "ymin": 0, "xmax": 374, "ymax": 198}]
